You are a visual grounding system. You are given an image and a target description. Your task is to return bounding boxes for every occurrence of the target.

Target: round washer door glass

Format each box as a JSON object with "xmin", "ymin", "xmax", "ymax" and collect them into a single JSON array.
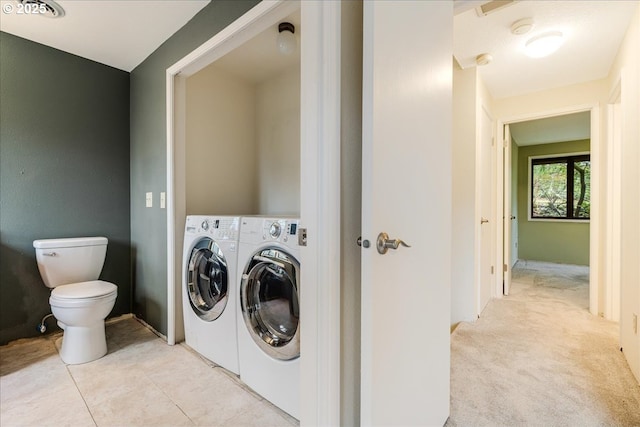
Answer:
[
  {"xmin": 241, "ymin": 248, "xmax": 300, "ymax": 360},
  {"xmin": 186, "ymin": 237, "xmax": 228, "ymax": 321}
]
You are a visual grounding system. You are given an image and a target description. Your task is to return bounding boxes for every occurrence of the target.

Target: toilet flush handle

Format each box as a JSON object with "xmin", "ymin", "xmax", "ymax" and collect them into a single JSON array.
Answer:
[{"xmin": 43, "ymin": 252, "xmax": 57, "ymax": 257}]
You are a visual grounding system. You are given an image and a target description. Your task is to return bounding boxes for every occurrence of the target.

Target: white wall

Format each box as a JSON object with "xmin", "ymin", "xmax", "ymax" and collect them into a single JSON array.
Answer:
[
  {"xmin": 607, "ymin": 3, "xmax": 640, "ymax": 383},
  {"xmin": 493, "ymin": 79, "xmax": 608, "ymax": 119},
  {"xmin": 452, "ymin": 62, "xmax": 477, "ymax": 326},
  {"xmin": 185, "ymin": 61, "xmax": 301, "ymax": 217},
  {"xmin": 185, "ymin": 65, "xmax": 258, "ymax": 215},
  {"xmin": 256, "ymin": 66, "xmax": 300, "ymax": 215}
]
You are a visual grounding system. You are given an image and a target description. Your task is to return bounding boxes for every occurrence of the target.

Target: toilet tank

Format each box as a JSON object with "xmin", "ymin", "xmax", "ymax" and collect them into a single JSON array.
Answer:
[{"xmin": 33, "ymin": 237, "xmax": 108, "ymax": 288}]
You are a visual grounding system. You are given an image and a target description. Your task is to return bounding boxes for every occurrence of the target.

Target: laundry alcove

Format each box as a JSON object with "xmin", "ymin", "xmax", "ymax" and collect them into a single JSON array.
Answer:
[
  {"xmin": 167, "ymin": 1, "xmax": 346, "ymax": 423},
  {"xmin": 184, "ymin": 10, "xmax": 301, "ymax": 218}
]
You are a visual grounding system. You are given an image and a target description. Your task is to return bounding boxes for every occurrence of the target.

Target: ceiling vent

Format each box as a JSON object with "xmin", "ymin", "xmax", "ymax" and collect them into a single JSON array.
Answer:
[
  {"xmin": 18, "ymin": 0, "xmax": 65, "ymax": 18},
  {"xmin": 475, "ymin": 0, "xmax": 516, "ymax": 17}
]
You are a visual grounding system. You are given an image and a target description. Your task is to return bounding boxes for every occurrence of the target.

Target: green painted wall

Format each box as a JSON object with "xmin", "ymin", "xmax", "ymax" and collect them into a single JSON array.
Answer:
[
  {"xmin": 517, "ymin": 139, "xmax": 590, "ymax": 265},
  {"xmin": 130, "ymin": 1, "xmax": 259, "ymax": 333},
  {"xmin": 0, "ymin": 32, "xmax": 131, "ymax": 344}
]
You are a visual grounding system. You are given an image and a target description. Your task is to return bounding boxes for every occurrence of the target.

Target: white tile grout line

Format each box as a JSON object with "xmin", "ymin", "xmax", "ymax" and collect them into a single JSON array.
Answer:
[
  {"xmin": 59, "ymin": 349, "xmax": 98, "ymax": 427},
  {"xmin": 142, "ymin": 367, "xmax": 197, "ymax": 426}
]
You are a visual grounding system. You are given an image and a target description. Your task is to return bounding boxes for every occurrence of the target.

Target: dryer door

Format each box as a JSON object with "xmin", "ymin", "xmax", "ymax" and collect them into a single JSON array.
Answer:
[
  {"xmin": 241, "ymin": 248, "xmax": 300, "ymax": 361},
  {"xmin": 186, "ymin": 237, "xmax": 228, "ymax": 321}
]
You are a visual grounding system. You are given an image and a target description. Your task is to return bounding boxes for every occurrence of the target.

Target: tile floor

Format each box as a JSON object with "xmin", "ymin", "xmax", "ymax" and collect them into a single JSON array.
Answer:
[{"xmin": 0, "ymin": 316, "xmax": 299, "ymax": 427}]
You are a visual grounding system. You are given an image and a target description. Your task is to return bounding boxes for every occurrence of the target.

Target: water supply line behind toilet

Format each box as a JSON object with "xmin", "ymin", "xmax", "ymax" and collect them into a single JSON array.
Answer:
[{"xmin": 37, "ymin": 313, "xmax": 54, "ymax": 333}]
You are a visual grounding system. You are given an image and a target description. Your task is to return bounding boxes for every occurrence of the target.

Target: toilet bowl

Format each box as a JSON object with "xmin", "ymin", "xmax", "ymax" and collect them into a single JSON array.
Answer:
[
  {"xmin": 50, "ymin": 280, "xmax": 117, "ymax": 364},
  {"xmin": 33, "ymin": 237, "xmax": 118, "ymax": 365}
]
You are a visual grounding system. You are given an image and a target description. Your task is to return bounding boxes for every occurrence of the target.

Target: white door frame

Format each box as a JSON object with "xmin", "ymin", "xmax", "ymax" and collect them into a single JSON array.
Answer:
[
  {"xmin": 496, "ymin": 103, "xmax": 600, "ymax": 315},
  {"xmin": 164, "ymin": 1, "xmax": 342, "ymax": 424},
  {"xmin": 299, "ymin": 2, "xmax": 342, "ymax": 424},
  {"xmin": 503, "ymin": 123, "xmax": 513, "ymax": 295},
  {"xmin": 605, "ymin": 79, "xmax": 622, "ymax": 322}
]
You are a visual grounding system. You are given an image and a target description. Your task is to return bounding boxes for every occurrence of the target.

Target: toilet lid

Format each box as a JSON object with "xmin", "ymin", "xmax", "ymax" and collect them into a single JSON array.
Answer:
[{"xmin": 51, "ymin": 280, "xmax": 117, "ymax": 299}]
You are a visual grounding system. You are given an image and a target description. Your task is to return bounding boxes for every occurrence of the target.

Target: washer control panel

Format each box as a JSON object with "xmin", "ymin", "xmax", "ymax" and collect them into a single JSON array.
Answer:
[{"xmin": 185, "ymin": 216, "xmax": 239, "ymax": 240}]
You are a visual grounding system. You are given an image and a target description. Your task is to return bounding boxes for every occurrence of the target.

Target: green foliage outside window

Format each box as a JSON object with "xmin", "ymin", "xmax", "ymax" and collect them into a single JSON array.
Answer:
[{"xmin": 531, "ymin": 154, "xmax": 590, "ymax": 220}]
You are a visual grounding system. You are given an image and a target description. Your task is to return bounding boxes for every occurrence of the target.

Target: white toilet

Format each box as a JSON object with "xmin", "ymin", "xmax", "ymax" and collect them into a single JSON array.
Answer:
[{"xmin": 33, "ymin": 236, "xmax": 118, "ymax": 365}]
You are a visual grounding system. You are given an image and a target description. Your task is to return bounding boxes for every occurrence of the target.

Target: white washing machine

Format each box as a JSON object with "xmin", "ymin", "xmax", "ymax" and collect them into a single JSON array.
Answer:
[
  {"xmin": 182, "ymin": 215, "xmax": 240, "ymax": 374},
  {"xmin": 236, "ymin": 217, "xmax": 301, "ymax": 419}
]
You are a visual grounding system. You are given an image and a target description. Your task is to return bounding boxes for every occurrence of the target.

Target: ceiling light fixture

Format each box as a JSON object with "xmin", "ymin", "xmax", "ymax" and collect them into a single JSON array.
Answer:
[
  {"xmin": 277, "ymin": 22, "xmax": 296, "ymax": 55},
  {"xmin": 511, "ymin": 18, "xmax": 533, "ymax": 35},
  {"xmin": 524, "ymin": 31, "xmax": 564, "ymax": 58},
  {"xmin": 476, "ymin": 53, "xmax": 493, "ymax": 66}
]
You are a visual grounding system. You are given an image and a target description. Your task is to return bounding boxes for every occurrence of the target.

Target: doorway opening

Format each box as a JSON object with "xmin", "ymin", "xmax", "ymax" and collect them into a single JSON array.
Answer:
[
  {"xmin": 498, "ymin": 105, "xmax": 601, "ymax": 316},
  {"xmin": 509, "ymin": 112, "xmax": 591, "ymax": 263},
  {"xmin": 164, "ymin": 0, "xmax": 301, "ymax": 347},
  {"xmin": 165, "ymin": 2, "xmax": 345, "ymax": 424}
]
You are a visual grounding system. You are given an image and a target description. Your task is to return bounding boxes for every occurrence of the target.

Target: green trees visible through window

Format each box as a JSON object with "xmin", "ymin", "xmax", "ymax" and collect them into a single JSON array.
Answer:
[{"xmin": 531, "ymin": 154, "xmax": 590, "ymax": 220}]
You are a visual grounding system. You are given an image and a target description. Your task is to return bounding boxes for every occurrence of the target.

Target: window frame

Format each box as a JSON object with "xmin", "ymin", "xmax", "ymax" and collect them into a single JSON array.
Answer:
[{"xmin": 528, "ymin": 151, "xmax": 591, "ymax": 222}]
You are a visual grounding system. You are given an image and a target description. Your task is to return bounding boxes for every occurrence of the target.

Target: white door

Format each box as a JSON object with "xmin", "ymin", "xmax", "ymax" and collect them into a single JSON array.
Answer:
[
  {"xmin": 360, "ymin": 2, "xmax": 452, "ymax": 425},
  {"xmin": 503, "ymin": 124, "xmax": 512, "ymax": 295},
  {"xmin": 478, "ymin": 107, "xmax": 493, "ymax": 313}
]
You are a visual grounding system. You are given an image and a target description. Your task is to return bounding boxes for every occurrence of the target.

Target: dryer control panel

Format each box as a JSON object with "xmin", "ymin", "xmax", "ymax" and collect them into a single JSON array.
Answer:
[{"xmin": 262, "ymin": 219, "xmax": 299, "ymax": 244}]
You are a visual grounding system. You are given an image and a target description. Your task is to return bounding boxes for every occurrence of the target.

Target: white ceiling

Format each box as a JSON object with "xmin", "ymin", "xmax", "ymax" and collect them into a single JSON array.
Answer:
[
  {"xmin": 509, "ymin": 111, "xmax": 590, "ymax": 146},
  {"xmin": 454, "ymin": 0, "xmax": 638, "ymax": 99},
  {"xmin": 209, "ymin": 10, "xmax": 300, "ymax": 85},
  {"xmin": 0, "ymin": 0, "xmax": 209, "ymax": 71},
  {"xmin": 1, "ymin": 0, "xmax": 635, "ymax": 145},
  {"xmin": 1, "ymin": 0, "xmax": 636, "ymax": 95}
]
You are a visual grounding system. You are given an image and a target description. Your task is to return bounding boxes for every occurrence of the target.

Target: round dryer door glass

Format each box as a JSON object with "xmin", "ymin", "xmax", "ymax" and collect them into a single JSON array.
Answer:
[
  {"xmin": 241, "ymin": 248, "xmax": 300, "ymax": 360},
  {"xmin": 186, "ymin": 238, "xmax": 228, "ymax": 321}
]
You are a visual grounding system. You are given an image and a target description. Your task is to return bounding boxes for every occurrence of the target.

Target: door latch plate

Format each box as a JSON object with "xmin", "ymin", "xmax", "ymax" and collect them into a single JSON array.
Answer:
[{"xmin": 298, "ymin": 228, "xmax": 307, "ymax": 246}]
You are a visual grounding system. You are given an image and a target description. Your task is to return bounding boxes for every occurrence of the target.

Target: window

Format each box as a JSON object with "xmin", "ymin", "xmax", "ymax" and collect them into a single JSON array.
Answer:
[{"xmin": 530, "ymin": 154, "xmax": 590, "ymax": 220}]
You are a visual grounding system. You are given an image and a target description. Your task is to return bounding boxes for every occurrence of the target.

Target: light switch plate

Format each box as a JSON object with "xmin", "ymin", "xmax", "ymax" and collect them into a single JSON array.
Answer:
[
  {"xmin": 146, "ymin": 192, "xmax": 153, "ymax": 208},
  {"xmin": 160, "ymin": 192, "xmax": 166, "ymax": 209}
]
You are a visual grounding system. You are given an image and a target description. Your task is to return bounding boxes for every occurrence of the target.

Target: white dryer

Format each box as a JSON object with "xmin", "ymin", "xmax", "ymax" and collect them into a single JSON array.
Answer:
[
  {"xmin": 236, "ymin": 217, "xmax": 301, "ymax": 419},
  {"xmin": 182, "ymin": 215, "xmax": 240, "ymax": 374}
]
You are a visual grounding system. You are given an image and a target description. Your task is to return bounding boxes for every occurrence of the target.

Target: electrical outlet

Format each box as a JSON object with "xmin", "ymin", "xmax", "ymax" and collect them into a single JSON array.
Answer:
[
  {"xmin": 160, "ymin": 192, "xmax": 166, "ymax": 209},
  {"xmin": 146, "ymin": 192, "xmax": 153, "ymax": 208}
]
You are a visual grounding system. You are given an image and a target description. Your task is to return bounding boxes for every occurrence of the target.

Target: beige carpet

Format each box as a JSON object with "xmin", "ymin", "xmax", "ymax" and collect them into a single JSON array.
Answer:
[{"xmin": 446, "ymin": 260, "xmax": 640, "ymax": 427}]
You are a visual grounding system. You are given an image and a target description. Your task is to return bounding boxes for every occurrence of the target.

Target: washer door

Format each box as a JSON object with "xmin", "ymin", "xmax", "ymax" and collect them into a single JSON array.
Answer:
[
  {"xmin": 241, "ymin": 248, "xmax": 300, "ymax": 360},
  {"xmin": 186, "ymin": 237, "xmax": 228, "ymax": 321}
]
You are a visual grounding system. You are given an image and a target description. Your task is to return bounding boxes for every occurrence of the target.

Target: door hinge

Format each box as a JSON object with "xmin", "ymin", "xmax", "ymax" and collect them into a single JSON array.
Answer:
[
  {"xmin": 491, "ymin": 266, "xmax": 494, "ymax": 274},
  {"xmin": 298, "ymin": 228, "xmax": 307, "ymax": 247},
  {"xmin": 504, "ymin": 264, "xmax": 508, "ymax": 272}
]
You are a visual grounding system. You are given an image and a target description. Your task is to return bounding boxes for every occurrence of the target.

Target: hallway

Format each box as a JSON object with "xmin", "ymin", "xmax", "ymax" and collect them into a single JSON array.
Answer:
[{"xmin": 447, "ymin": 261, "xmax": 640, "ymax": 426}]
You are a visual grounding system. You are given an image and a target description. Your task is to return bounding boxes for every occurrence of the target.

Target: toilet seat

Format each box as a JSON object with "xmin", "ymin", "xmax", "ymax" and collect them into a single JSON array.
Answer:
[{"xmin": 50, "ymin": 280, "xmax": 117, "ymax": 307}]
